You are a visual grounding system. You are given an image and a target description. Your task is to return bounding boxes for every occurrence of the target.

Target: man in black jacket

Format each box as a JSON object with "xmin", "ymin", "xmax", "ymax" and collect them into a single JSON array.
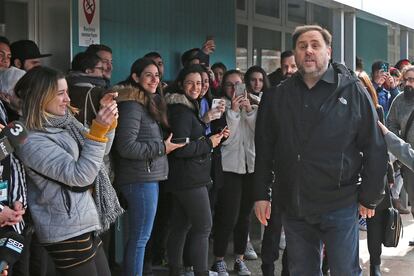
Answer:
[{"xmin": 254, "ymin": 25, "xmax": 388, "ymax": 276}]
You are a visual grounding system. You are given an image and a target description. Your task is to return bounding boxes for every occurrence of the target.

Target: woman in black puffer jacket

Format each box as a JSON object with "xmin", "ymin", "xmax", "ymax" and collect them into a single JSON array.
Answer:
[{"xmin": 165, "ymin": 65, "xmax": 227, "ymax": 276}]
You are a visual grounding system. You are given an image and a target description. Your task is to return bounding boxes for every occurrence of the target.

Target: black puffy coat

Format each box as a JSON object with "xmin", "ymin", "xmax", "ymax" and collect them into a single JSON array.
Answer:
[
  {"xmin": 165, "ymin": 93, "xmax": 213, "ymax": 191},
  {"xmin": 113, "ymin": 86, "xmax": 168, "ymax": 186}
]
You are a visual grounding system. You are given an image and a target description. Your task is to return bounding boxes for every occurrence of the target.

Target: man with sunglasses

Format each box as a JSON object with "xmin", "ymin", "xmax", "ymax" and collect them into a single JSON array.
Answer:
[{"xmin": 387, "ymin": 65, "xmax": 414, "ymax": 246}]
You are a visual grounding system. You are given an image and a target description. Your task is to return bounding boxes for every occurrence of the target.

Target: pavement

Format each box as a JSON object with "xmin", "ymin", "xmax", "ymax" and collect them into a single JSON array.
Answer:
[{"xmin": 111, "ymin": 213, "xmax": 414, "ymax": 275}]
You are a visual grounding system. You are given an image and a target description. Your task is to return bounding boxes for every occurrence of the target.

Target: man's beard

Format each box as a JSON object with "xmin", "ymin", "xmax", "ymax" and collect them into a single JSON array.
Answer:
[{"xmin": 404, "ymin": 85, "xmax": 414, "ymax": 100}]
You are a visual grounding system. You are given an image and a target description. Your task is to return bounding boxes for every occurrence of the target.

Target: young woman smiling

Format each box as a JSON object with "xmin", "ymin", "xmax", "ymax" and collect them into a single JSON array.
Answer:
[
  {"xmin": 113, "ymin": 58, "xmax": 182, "ymax": 276},
  {"xmin": 15, "ymin": 66, "xmax": 121, "ymax": 276},
  {"xmin": 165, "ymin": 65, "xmax": 227, "ymax": 276}
]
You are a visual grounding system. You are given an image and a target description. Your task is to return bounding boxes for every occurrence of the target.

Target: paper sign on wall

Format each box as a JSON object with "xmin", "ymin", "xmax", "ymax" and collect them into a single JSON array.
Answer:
[{"xmin": 79, "ymin": 0, "xmax": 100, "ymax": 47}]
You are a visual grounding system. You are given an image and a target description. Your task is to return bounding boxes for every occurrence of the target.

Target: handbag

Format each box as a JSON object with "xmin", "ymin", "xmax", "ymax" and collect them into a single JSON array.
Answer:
[{"xmin": 383, "ymin": 194, "xmax": 403, "ymax": 247}]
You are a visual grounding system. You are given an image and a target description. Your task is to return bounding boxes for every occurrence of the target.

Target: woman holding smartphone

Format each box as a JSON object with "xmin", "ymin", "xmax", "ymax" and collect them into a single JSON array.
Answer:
[
  {"xmin": 211, "ymin": 69, "xmax": 258, "ymax": 276},
  {"xmin": 15, "ymin": 66, "xmax": 119, "ymax": 276},
  {"xmin": 165, "ymin": 65, "xmax": 227, "ymax": 276}
]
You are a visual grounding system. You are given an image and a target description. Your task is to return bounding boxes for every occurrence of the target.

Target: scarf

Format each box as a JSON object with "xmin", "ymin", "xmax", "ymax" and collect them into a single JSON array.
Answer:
[{"xmin": 44, "ymin": 111, "xmax": 124, "ymax": 234}]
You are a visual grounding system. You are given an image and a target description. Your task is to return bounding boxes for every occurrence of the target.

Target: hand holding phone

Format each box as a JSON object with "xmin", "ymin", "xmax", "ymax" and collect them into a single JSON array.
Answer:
[{"xmin": 234, "ymin": 83, "xmax": 246, "ymax": 98}]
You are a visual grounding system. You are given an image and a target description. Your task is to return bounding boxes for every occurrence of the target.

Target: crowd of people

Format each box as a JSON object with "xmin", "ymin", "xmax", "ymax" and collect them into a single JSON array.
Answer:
[{"xmin": 0, "ymin": 24, "xmax": 414, "ymax": 276}]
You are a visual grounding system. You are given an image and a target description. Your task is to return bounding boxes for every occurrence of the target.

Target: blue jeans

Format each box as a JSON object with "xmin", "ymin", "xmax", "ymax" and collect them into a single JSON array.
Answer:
[
  {"xmin": 282, "ymin": 203, "xmax": 361, "ymax": 276},
  {"xmin": 121, "ymin": 182, "xmax": 159, "ymax": 276}
]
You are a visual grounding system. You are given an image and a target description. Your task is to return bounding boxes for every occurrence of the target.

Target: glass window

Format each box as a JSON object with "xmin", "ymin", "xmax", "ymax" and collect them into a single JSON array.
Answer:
[
  {"xmin": 409, "ymin": 32, "xmax": 414, "ymax": 61},
  {"xmin": 237, "ymin": 0, "xmax": 245, "ymax": 11},
  {"xmin": 287, "ymin": 0, "xmax": 306, "ymax": 24},
  {"xmin": 253, "ymin": 27, "xmax": 281, "ymax": 73},
  {"xmin": 236, "ymin": 24, "xmax": 248, "ymax": 72},
  {"xmin": 285, "ymin": 33, "xmax": 293, "ymax": 51},
  {"xmin": 312, "ymin": 4, "xmax": 331, "ymax": 31},
  {"xmin": 255, "ymin": 0, "xmax": 280, "ymax": 18}
]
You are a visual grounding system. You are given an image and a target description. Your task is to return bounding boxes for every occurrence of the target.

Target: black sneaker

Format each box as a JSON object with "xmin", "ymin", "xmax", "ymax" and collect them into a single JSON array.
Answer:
[
  {"xmin": 211, "ymin": 260, "xmax": 229, "ymax": 276},
  {"xmin": 234, "ymin": 259, "xmax": 251, "ymax": 276}
]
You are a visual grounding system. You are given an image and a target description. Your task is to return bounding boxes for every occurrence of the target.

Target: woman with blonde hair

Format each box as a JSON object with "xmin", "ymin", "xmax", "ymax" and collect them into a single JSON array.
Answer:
[{"xmin": 14, "ymin": 66, "xmax": 122, "ymax": 276}]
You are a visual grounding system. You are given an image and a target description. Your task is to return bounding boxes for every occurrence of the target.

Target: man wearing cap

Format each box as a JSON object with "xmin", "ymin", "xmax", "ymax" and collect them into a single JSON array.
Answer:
[{"xmin": 10, "ymin": 40, "xmax": 51, "ymax": 72}]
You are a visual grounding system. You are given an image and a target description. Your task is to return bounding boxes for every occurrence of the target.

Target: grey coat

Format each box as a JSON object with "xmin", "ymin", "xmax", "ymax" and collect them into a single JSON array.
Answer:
[
  {"xmin": 387, "ymin": 93, "xmax": 414, "ymax": 145},
  {"xmin": 113, "ymin": 86, "xmax": 168, "ymax": 185},
  {"xmin": 385, "ymin": 131, "xmax": 414, "ymax": 171},
  {"xmin": 16, "ymin": 126, "xmax": 112, "ymax": 243}
]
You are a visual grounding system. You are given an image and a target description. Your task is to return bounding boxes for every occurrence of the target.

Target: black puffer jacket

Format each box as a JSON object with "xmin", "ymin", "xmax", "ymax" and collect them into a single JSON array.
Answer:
[
  {"xmin": 254, "ymin": 63, "xmax": 388, "ymax": 217},
  {"xmin": 165, "ymin": 93, "xmax": 213, "ymax": 191},
  {"xmin": 113, "ymin": 86, "xmax": 168, "ymax": 185}
]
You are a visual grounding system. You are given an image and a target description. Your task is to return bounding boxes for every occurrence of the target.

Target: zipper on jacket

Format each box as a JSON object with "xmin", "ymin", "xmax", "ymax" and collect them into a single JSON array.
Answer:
[
  {"xmin": 338, "ymin": 153, "xmax": 344, "ymax": 189},
  {"xmin": 146, "ymin": 159, "xmax": 153, "ymax": 173}
]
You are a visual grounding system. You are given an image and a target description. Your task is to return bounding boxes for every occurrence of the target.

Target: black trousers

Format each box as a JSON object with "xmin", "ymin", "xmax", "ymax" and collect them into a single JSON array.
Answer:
[
  {"xmin": 145, "ymin": 182, "xmax": 172, "ymax": 266},
  {"xmin": 260, "ymin": 203, "xmax": 289, "ymax": 275},
  {"xmin": 366, "ymin": 209, "xmax": 387, "ymax": 266},
  {"xmin": 213, "ymin": 172, "xmax": 255, "ymax": 257},
  {"xmin": 57, "ymin": 245, "xmax": 110, "ymax": 276},
  {"xmin": 167, "ymin": 186, "xmax": 212, "ymax": 272}
]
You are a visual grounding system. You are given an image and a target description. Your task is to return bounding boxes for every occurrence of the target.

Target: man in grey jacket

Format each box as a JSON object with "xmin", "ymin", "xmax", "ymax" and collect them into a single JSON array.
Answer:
[{"xmin": 387, "ymin": 65, "xmax": 414, "ymax": 246}]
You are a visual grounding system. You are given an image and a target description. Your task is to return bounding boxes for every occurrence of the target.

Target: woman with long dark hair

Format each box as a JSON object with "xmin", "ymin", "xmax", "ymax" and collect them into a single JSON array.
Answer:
[
  {"xmin": 165, "ymin": 65, "xmax": 227, "ymax": 276},
  {"xmin": 113, "ymin": 58, "xmax": 183, "ymax": 276}
]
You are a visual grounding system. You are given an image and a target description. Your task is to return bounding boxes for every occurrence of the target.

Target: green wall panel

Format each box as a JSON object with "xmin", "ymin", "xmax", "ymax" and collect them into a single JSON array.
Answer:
[
  {"xmin": 356, "ymin": 17, "xmax": 388, "ymax": 75},
  {"xmin": 72, "ymin": 0, "xmax": 235, "ymax": 84}
]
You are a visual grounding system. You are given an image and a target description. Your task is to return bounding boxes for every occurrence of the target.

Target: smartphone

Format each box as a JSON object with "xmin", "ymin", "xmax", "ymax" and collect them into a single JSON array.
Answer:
[
  {"xmin": 220, "ymin": 126, "xmax": 228, "ymax": 135},
  {"xmin": 211, "ymin": 98, "xmax": 224, "ymax": 110},
  {"xmin": 380, "ymin": 62, "xmax": 389, "ymax": 73},
  {"xmin": 171, "ymin": 137, "xmax": 190, "ymax": 144},
  {"xmin": 234, "ymin": 83, "xmax": 246, "ymax": 97}
]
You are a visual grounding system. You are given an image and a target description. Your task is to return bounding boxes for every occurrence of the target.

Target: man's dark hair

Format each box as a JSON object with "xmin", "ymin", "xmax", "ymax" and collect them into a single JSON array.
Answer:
[
  {"xmin": 371, "ymin": 60, "xmax": 387, "ymax": 74},
  {"xmin": 292, "ymin": 25, "xmax": 332, "ymax": 48},
  {"xmin": 211, "ymin": 62, "xmax": 227, "ymax": 72},
  {"xmin": 356, "ymin": 56, "xmax": 363, "ymax": 71},
  {"xmin": 281, "ymin": 50, "xmax": 294, "ymax": 63},
  {"xmin": 144, "ymin": 52, "xmax": 162, "ymax": 59},
  {"xmin": 85, "ymin": 44, "xmax": 112, "ymax": 54},
  {"xmin": 0, "ymin": 36, "xmax": 10, "ymax": 46},
  {"xmin": 181, "ymin": 48, "xmax": 200, "ymax": 67},
  {"xmin": 71, "ymin": 52, "xmax": 101, "ymax": 72}
]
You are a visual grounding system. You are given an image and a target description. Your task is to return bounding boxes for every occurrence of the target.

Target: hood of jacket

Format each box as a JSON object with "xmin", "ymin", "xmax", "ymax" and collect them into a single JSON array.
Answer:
[
  {"xmin": 165, "ymin": 92, "xmax": 198, "ymax": 111},
  {"xmin": 113, "ymin": 85, "xmax": 147, "ymax": 106},
  {"xmin": 66, "ymin": 71, "xmax": 107, "ymax": 88}
]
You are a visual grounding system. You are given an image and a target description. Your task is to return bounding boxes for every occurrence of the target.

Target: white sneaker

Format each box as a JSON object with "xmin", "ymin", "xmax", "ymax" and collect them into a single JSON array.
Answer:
[
  {"xmin": 359, "ymin": 217, "xmax": 367, "ymax": 231},
  {"xmin": 279, "ymin": 231, "xmax": 286, "ymax": 250},
  {"xmin": 244, "ymin": 241, "xmax": 258, "ymax": 260}
]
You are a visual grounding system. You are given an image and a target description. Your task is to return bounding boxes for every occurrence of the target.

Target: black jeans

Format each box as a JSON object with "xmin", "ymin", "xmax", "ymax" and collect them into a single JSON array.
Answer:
[
  {"xmin": 366, "ymin": 209, "xmax": 387, "ymax": 266},
  {"xmin": 213, "ymin": 172, "xmax": 255, "ymax": 257},
  {"xmin": 167, "ymin": 186, "xmax": 212, "ymax": 272}
]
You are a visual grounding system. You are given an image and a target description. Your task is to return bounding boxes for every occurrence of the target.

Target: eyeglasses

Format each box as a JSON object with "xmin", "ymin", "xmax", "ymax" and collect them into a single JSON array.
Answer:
[
  {"xmin": 403, "ymin": 77, "xmax": 414, "ymax": 83},
  {"xmin": 223, "ymin": 82, "xmax": 241, "ymax": 88}
]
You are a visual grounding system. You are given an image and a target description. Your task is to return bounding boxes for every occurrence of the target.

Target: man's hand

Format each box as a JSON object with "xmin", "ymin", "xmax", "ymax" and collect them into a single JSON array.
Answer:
[
  {"xmin": 254, "ymin": 200, "xmax": 271, "ymax": 226},
  {"xmin": 0, "ymin": 206, "xmax": 25, "ymax": 227},
  {"xmin": 359, "ymin": 204, "xmax": 375, "ymax": 219}
]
